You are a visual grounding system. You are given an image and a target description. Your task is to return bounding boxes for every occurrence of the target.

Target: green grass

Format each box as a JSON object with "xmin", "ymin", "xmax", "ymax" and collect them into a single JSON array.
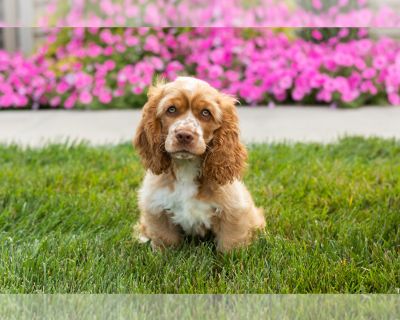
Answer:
[{"xmin": 0, "ymin": 137, "xmax": 399, "ymax": 293}]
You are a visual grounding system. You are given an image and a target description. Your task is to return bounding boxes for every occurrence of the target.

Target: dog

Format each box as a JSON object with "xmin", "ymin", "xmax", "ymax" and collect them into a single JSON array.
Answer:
[{"xmin": 133, "ymin": 77, "xmax": 265, "ymax": 252}]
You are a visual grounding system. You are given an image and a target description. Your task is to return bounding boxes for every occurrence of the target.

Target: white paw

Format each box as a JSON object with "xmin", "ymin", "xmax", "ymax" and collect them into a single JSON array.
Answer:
[{"xmin": 138, "ymin": 234, "xmax": 150, "ymax": 243}]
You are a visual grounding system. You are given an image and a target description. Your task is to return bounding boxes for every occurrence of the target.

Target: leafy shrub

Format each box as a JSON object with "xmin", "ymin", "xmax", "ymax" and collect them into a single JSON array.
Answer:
[
  {"xmin": 2, "ymin": 0, "xmax": 400, "ymax": 109},
  {"xmin": 2, "ymin": 27, "xmax": 400, "ymax": 109}
]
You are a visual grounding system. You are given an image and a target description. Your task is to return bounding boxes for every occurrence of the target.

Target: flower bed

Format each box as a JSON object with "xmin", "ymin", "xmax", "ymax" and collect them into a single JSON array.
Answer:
[
  {"xmin": 39, "ymin": 0, "xmax": 400, "ymax": 28},
  {"xmin": 1, "ymin": 27, "xmax": 400, "ymax": 109}
]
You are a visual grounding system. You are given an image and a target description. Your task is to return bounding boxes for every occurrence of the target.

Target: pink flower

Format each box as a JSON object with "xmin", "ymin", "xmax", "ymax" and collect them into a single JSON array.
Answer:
[
  {"xmin": 279, "ymin": 75, "xmax": 292, "ymax": 90},
  {"xmin": 126, "ymin": 6, "xmax": 139, "ymax": 18},
  {"xmin": 144, "ymin": 3, "xmax": 161, "ymax": 25},
  {"xmin": 64, "ymin": 93, "xmax": 77, "ymax": 109},
  {"xmin": 338, "ymin": 28, "xmax": 349, "ymax": 39},
  {"xmin": 210, "ymin": 48, "xmax": 232, "ymax": 66},
  {"xmin": 324, "ymin": 78, "xmax": 336, "ymax": 92},
  {"xmin": 348, "ymin": 72, "xmax": 362, "ymax": 89},
  {"xmin": 342, "ymin": 90, "xmax": 360, "ymax": 102},
  {"xmin": 311, "ymin": 0, "xmax": 323, "ymax": 10},
  {"xmin": 87, "ymin": 43, "xmax": 102, "ymax": 58},
  {"xmin": 75, "ymin": 72, "xmax": 92, "ymax": 90},
  {"xmin": 132, "ymin": 86, "xmax": 143, "ymax": 95},
  {"xmin": 104, "ymin": 46, "xmax": 114, "ymax": 56},
  {"xmin": 165, "ymin": 61, "xmax": 184, "ymax": 79},
  {"xmin": 225, "ymin": 70, "xmax": 240, "ymax": 82},
  {"xmin": 79, "ymin": 91, "xmax": 93, "ymax": 104},
  {"xmin": 56, "ymin": 81, "xmax": 70, "ymax": 94},
  {"xmin": 149, "ymin": 57, "xmax": 164, "ymax": 70},
  {"xmin": 100, "ymin": 29, "xmax": 115, "ymax": 45},
  {"xmin": 362, "ymin": 68, "xmax": 376, "ymax": 79},
  {"xmin": 144, "ymin": 35, "xmax": 160, "ymax": 53},
  {"xmin": 104, "ymin": 60, "xmax": 116, "ymax": 71},
  {"xmin": 317, "ymin": 90, "xmax": 332, "ymax": 102},
  {"xmin": 50, "ymin": 96, "xmax": 61, "ymax": 107},
  {"xmin": 373, "ymin": 56, "xmax": 388, "ymax": 69},
  {"xmin": 208, "ymin": 65, "xmax": 223, "ymax": 78},
  {"xmin": 360, "ymin": 81, "xmax": 377, "ymax": 94},
  {"xmin": 115, "ymin": 44, "xmax": 126, "ymax": 53},
  {"xmin": 354, "ymin": 58, "xmax": 366, "ymax": 70},
  {"xmin": 292, "ymin": 89, "xmax": 305, "ymax": 101},
  {"xmin": 311, "ymin": 29, "xmax": 323, "ymax": 41},
  {"xmin": 126, "ymin": 36, "xmax": 139, "ymax": 46},
  {"xmin": 388, "ymin": 92, "xmax": 400, "ymax": 105},
  {"xmin": 14, "ymin": 95, "xmax": 28, "ymax": 107},
  {"xmin": 98, "ymin": 90, "xmax": 112, "ymax": 104}
]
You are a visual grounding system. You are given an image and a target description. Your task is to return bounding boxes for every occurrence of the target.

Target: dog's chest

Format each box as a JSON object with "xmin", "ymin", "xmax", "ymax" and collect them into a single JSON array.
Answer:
[
  {"xmin": 165, "ymin": 180, "xmax": 214, "ymax": 235},
  {"xmin": 149, "ymin": 162, "xmax": 216, "ymax": 235}
]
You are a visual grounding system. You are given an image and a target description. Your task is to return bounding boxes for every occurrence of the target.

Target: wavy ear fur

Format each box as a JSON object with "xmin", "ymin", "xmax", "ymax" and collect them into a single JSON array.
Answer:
[
  {"xmin": 201, "ymin": 94, "xmax": 247, "ymax": 185},
  {"xmin": 133, "ymin": 83, "xmax": 171, "ymax": 174}
]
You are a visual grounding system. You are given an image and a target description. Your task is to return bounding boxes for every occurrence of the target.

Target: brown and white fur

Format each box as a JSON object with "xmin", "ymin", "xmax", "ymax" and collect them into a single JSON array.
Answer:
[{"xmin": 133, "ymin": 77, "xmax": 265, "ymax": 252}]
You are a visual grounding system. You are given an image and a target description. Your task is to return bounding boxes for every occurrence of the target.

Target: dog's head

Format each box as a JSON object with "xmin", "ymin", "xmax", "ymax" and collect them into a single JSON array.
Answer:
[{"xmin": 134, "ymin": 77, "xmax": 247, "ymax": 185}]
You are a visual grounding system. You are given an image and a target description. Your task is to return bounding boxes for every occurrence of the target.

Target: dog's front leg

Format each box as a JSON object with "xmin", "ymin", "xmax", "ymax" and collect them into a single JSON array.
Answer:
[{"xmin": 138, "ymin": 210, "xmax": 183, "ymax": 250}]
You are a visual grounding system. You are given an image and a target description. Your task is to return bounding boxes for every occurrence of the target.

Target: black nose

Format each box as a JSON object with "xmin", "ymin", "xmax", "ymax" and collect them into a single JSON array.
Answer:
[{"xmin": 176, "ymin": 131, "xmax": 194, "ymax": 144}]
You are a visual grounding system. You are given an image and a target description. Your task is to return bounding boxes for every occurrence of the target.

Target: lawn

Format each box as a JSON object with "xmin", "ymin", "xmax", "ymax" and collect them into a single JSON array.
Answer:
[{"xmin": 0, "ymin": 137, "xmax": 399, "ymax": 293}]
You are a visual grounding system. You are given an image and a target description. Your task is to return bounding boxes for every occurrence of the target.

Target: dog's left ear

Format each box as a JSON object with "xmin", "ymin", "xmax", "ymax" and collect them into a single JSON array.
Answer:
[{"xmin": 201, "ymin": 94, "xmax": 247, "ymax": 185}]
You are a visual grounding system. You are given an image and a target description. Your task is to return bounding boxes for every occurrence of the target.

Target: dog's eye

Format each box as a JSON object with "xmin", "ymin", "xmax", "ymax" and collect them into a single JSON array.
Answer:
[
  {"xmin": 167, "ymin": 106, "xmax": 177, "ymax": 114},
  {"xmin": 201, "ymin": 109, "xmax": 211, "ymax": 118}
]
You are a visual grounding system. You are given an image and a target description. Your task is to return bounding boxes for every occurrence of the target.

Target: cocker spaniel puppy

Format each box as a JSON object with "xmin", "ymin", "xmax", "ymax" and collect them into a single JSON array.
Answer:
[{"xmin": 134, "ymin": 77, "xmax": 265, "ymax": 252}]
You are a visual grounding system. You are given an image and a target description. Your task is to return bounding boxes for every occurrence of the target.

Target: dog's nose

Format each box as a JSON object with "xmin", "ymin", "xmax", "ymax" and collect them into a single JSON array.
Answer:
[{"xmin": 176, "ymin": 131, "xmax": 194, "ymax": 144}]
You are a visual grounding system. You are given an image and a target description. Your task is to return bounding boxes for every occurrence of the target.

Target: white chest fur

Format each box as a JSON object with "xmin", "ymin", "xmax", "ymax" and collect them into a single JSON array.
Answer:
[{"xmin": 140, "ymin": 159, "xmax": 216, "ymax": 235}]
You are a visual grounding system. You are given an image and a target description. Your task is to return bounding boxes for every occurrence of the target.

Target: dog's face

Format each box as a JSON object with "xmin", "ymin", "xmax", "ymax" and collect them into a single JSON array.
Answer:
[
  {"xmin": 159, "ymin": 78, "xmax": 222, "ymax": 159},
  {"xmin": 134, "ymin": 77, "xmax": 247, "ymax": 185}
]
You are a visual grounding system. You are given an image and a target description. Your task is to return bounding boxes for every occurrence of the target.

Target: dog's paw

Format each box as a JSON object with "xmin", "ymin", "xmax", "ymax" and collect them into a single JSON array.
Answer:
[
  {"xmin": 133, "ymin": 222, "xmax": 150, "ymax": 244},
  {"xmin": 138, "ymin": 234, "xmax": 150, "ymax": 243}
]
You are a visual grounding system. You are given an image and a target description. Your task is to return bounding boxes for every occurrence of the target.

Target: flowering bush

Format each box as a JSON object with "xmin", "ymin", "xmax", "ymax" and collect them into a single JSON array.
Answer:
[
  {"xmin": 38, "ymin": 0, "xmax": 400, "ymax": 28},
  {"xmin": 2, "ymin": 27, "xmax": 400, "ymax": 109},
  {"xmin": 0, "ymin": 51, "xmax": 56, "ymax": 108},
  {"xmin": 2, "ymin": 1, "xmax": 400, "ymax": 109}
]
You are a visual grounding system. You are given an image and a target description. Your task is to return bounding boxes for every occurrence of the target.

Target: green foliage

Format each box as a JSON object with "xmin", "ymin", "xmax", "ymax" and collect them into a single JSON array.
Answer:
[
  {"xmin": 0, "ymin": 137, "xmax": 399, "ymax": 293},
  {"xmin": 298, "ymin": 27, "xmax": 363, "ymax": 44}
]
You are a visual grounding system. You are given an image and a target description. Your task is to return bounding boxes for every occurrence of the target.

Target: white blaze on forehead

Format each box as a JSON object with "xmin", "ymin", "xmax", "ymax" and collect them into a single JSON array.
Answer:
[
  {"xmin": 176, "ymin": 77, "xmax": 223, "ymax": 122},
  {"xmin": 157, "ymin": 77, "xmax": 224, "ymax": 122},
  {"xmin": 169, "ymin": 112, "xmax": 203, "ymax": 137}
]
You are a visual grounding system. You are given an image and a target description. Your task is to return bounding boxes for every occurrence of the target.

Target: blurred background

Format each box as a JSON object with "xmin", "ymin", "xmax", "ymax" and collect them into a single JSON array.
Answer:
[
  {"xmin": 1, "ymin": 0, "xmax": 400, "ymax": 110},
  {"xmin": 0, "ymin": 0, "xmax": 47, "ymax": 53},
  {"xmin": 1, "ymin": 0, "xmax": 400, "ymax": 54}
]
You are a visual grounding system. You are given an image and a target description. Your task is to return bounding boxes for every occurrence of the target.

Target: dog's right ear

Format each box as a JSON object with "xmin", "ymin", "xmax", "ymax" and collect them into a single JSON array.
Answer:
[
  {"xmin": 133, "ymin": 82, "xmax": 171, "ymax": 174},
  {"xmin": 201, "ymin": 93, "xmax": 247, "ymax": 185}
]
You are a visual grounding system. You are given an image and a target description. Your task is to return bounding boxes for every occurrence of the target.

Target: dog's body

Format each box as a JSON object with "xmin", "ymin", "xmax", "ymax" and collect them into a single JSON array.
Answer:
[{"xmin": 134, "ymin": 77, "xmax": 265, "ymax": 252}]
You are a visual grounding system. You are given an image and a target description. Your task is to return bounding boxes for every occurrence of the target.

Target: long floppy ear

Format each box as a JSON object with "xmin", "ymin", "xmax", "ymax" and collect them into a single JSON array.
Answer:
[
  {"xmin": 133, "ymin": 83, "xmax": 171, "ymax": 174},
  {"xmin": 201, "ymin": 94, "xmax": 247, "ymax": 185}
]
